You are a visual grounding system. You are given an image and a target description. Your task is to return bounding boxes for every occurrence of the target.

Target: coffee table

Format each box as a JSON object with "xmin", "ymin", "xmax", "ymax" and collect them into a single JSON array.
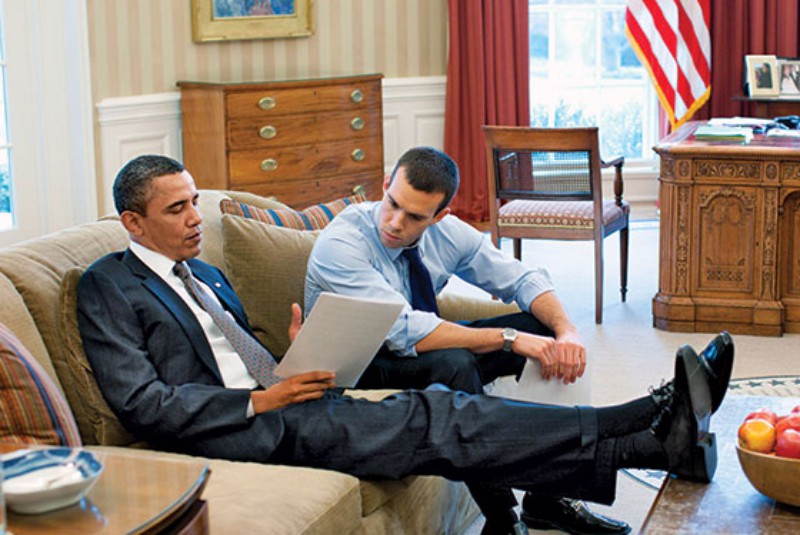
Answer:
[
  {"xmin": 642, "ymin": 395, "xmax": 800, "ymax": 533},
  {"xmin": 2, "ymin": 446, "xmax": 209, "ymax": 534}
]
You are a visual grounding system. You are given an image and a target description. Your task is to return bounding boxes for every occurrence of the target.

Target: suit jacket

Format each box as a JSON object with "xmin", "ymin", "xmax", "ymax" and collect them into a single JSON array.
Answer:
[{"xmin": 78, "ymin": 249, "xmax": 283, "ymax": 459}]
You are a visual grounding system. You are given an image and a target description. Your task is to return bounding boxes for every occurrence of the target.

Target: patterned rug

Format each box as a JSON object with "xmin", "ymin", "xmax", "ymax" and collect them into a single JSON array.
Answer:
[{"xmin": 623, "ymin": 375, "xmax": 800, "ymax": 490}]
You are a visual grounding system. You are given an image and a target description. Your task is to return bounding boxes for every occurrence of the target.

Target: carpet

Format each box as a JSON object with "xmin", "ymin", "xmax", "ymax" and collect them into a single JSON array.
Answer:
[{"xmin": 623, "ymin": 375, "xmax": 800, "ymax": 490}]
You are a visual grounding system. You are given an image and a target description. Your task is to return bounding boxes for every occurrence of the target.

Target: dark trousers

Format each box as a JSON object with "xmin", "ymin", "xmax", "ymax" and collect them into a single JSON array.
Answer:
[
  {"xmin": 261, "ymin": 387, "xmax": 617, "ymax": 505},
  {"xmin": 354, "ymin": 312, "xmax": 555, "ymax": 519}
]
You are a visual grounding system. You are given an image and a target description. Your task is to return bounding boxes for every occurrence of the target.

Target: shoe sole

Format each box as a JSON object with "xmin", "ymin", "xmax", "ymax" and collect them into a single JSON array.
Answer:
[{"xmin": 673, "ymin": 346, "xmax": 718, "ymax": 483}]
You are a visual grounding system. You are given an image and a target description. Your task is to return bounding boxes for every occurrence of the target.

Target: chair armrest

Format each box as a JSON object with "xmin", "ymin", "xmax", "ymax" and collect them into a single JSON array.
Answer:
[
  {"xmin": 600, "ymin": 156, "xmax": 625, "ymax": 206},
  {"xmin": 437, "ymin": 293, "xmax": 521, "ymax": 323}
]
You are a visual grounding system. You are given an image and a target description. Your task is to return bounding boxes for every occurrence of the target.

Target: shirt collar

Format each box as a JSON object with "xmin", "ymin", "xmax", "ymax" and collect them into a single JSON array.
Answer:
[{"xmin": 129, "ymin": 241, "xmax": 183, "ymax": 281}]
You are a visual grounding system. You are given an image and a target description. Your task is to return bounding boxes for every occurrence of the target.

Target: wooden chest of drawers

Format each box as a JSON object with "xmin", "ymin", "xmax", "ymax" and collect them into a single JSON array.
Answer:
[{"xmin": 177, "ymin": 74, "xmax": 384, "ymax": 207}]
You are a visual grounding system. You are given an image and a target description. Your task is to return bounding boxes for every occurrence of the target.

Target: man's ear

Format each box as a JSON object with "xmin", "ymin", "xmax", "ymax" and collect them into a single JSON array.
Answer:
[
  {"xmin": 382, "ymin": 173, "xmax": 392, "ymax": 191},
  {"xmin": 120, "ymin": 210, "xmax": 144, "ymax": 237}
]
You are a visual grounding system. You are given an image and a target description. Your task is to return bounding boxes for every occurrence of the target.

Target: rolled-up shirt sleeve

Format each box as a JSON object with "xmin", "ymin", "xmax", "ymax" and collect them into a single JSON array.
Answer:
[{"xmin": 445, "ymin": 217, "xmax": 555, "ymax": 312}]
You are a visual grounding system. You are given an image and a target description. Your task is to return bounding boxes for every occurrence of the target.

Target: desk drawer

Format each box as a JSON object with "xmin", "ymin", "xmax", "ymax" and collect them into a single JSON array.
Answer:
[
  {"xmin": 226, "ymin": 82, "xmax": 381, "ymax": 118},
  {"xmin": 229, "ymin": 137, "xmax": 382, "ymax": 184},
  {"xmin": 226, "ymin": 109, "xmax": 380, "ymax": 149}
]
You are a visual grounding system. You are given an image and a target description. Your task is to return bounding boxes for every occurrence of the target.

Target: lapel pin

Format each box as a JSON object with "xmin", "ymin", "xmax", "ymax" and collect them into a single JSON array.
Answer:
[{"xmin": 214, "ymin": 282, "xmax": 221, "ymax": 288}]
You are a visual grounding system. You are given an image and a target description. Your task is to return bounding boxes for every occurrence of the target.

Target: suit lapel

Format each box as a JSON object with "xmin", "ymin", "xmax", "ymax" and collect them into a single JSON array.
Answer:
[{"xmin": 122, "ymin": 250, "xmax": 224, "ymax": 383}]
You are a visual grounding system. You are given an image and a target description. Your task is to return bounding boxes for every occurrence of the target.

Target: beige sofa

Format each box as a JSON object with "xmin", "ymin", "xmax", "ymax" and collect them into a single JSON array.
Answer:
[{"xmin": 0, "ymin": 189, "xmax": 520, "ymax": 534}]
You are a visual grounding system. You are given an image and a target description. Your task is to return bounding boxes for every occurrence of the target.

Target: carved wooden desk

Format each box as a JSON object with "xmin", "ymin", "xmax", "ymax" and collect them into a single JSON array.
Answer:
[{"xmin": 653, "ymin": 121, "xmax": 800, "ymax": 336}]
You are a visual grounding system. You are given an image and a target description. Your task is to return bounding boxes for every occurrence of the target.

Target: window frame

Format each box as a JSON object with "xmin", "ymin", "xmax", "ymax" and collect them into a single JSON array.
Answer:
[{"xmin": 0, "ymin": 0, "xmax": 96, "ymax": 246}]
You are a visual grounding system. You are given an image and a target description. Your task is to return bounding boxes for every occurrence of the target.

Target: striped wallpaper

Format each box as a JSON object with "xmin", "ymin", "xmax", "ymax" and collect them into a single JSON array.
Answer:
[{"xmin": 87, "ymin": 0, "xmax": 449, "ymax": 101}]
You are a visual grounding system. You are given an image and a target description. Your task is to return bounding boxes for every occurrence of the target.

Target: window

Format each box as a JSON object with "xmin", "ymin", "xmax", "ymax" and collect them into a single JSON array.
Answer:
[
  {"xmin": 529, "ymin": 0, "xmax": 658, "ymax": 163},
  {"xmin": 0, "ymin": 6, "xmax": 10, "ymax": 230}
]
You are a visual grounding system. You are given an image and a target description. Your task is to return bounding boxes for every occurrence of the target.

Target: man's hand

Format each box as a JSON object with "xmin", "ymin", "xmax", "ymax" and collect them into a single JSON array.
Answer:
[
  {"xmin": 251, "ymin": 371, "xmax": 336, "ymax": 414},
  {"xmin": 288, "ymin": 302, "xmax": 303, "ymax": 343},
  {"xmin": 552, "ymin": 330, "xmax": 586, "ymax": 384},
  {"xmin": 513, "ymin": 330, "xmax": 585, "ymax": 383}
]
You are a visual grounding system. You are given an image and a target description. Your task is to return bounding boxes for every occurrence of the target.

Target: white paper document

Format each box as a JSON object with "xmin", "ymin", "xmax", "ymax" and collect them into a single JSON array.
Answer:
[
  {"xmin": 275, "ymin": 292, "xmax": 404, "ymax": 387},
  {"xmin": 505, "ymin": 359, "xmax": 592, "ymax": 406}
]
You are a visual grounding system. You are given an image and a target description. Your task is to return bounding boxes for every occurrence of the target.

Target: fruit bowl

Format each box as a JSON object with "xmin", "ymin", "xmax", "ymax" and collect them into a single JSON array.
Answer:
[{"xmin": 736, "ymin": 445, "xmax": 800, "ymax": 506}]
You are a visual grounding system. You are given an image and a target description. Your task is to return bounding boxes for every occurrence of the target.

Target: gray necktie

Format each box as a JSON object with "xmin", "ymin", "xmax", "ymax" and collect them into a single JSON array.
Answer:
[{"xmin": 173, "ymin": 262, "xmax": 278, "ymax": 387}]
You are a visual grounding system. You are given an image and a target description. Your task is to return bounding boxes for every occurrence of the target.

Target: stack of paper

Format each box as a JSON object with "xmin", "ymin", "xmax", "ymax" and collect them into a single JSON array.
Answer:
[{"xmin": 694, "ymin": 125, "xmax": 754, "ymax": 143}]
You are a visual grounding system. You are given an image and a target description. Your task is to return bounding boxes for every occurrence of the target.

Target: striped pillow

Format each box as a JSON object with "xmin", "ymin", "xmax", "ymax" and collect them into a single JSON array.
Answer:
[
  {"xmin": 0, "ymin": 322, "xmax": 82, "ymax": 447},
  {"xmin": 219, "ymin": 191, "xmax": 367, "ymax": 230}
]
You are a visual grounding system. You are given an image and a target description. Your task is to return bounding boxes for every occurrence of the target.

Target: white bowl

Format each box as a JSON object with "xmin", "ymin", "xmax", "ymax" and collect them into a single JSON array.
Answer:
[{"xmin": 2, "ymin": 447, "xmax": 103, "ymax": 514}]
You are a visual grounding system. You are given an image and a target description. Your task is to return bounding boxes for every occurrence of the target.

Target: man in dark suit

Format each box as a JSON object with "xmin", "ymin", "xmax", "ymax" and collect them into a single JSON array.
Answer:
[{"xmin": 78, "ymin": 155, "xmax": 732, "ymax": 533}]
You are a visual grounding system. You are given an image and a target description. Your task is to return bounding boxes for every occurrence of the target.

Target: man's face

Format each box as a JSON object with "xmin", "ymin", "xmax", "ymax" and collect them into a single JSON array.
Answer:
[
  {"xmin": 377, "ymin": 167, "xmax": 449, "ymax": 249},
  {"xmin": 122, "ymin": 171, "xmax": 203, "ymax": 262}
]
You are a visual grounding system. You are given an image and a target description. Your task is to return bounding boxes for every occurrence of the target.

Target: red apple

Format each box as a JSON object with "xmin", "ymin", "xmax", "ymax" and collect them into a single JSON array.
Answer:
[
  {"xmin": 738, "ymin": 418, "xmax": 777, "ymax": 453},
  {"xmin": 776, "ymin": 413, "xmax": 800, "ymax": 435},
  {"xmin": 745, "ymin": 408, "xmax": 778, "ymax": 426},
  {"xmin": 775, "ymin": 428, "xmax": 800, "ymax": 459}
]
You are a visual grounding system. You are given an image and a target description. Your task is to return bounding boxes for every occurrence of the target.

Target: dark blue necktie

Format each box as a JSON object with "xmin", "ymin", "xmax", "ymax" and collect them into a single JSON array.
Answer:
[{"xmin": 402, "ymin": 247, "xmax": 439, "ymax": 315}]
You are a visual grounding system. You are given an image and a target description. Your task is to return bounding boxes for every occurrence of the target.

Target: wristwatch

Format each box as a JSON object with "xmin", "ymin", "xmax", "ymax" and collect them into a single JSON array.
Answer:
[{"xmin": 501, "ymin": 327, "xmax": 518, "ymax": 352}]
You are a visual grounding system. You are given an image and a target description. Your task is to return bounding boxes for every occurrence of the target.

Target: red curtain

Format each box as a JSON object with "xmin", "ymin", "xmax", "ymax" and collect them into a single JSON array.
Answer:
[
  {"xmin": 443, "ymin": 0, "xmax": 529, "ymax": 222},
  {"xmin": 694, "ymin": 0, "xmax": 800, "ymax": 121}
]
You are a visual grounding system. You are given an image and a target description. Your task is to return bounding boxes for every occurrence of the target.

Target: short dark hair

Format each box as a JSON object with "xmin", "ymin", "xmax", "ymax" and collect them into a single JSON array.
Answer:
[
  {"xmin": 389, "ymin": 147, "xmax": 459, "ymax": 213},
  {"xmin": 113, "ymin": 155, "xmax": 185, "ymax": 215}
]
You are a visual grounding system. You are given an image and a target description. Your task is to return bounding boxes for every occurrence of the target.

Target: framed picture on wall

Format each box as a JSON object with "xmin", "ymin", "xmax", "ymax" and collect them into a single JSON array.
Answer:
[
  {"xmin": 777, "ymin": 58, "xmax": 800, "ymax": 97},
  {"xmin": 191, "ymin": 0, "xmax": 313, "ymax": 43},
  {"xmin": 745, "ymin": 55, "xmax": 780, "ymax": 97}
]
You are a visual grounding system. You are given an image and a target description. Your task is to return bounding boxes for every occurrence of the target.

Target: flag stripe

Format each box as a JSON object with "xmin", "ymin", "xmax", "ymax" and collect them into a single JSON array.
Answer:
[{"xmin": 626, "ymin": 0, "xmax": 711, "ymax": 128}]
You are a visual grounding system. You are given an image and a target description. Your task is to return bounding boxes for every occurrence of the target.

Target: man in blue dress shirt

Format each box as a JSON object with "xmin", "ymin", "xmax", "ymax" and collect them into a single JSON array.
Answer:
[{"xmin": 306, "ymin": 147, "xmax": 630, "ymax": 534}]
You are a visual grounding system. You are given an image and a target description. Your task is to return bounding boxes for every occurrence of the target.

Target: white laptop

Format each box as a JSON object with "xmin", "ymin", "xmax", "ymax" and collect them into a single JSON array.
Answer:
[{"xmin": 275, "ymin": 292, "xmax": 404, "ymax": 387}]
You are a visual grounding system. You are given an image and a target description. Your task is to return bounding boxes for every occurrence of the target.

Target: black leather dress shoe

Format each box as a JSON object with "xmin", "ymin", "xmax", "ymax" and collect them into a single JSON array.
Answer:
[
  {"xmin": 651, "ymin": 344, "xmax": 717, "ymax": 482},
  {"xmin": 696, "ymin": 332, "xmax": 734, "ymax": 413},
  {"xmin": 520, "ymin": 497, "xmax": 631, "ymax": 535}
]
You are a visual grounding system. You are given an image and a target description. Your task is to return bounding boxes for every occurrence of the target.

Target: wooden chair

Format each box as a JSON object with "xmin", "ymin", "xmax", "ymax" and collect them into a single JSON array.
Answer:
[{"xmin": 482, "ymin": 126, "xmax": 629, "ymax": 324}]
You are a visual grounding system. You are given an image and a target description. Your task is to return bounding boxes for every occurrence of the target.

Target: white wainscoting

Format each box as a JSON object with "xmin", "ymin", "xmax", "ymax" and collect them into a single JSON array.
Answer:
[{"xmin": 95, "ymin": 76, "xmax": 656, "ymax": 215}]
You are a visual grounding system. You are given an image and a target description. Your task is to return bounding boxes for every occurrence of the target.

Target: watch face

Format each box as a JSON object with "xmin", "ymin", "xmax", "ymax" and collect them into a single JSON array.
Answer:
[{"xmin": 502, "ymin": 328, "xmax": 518, "ymax": 351}]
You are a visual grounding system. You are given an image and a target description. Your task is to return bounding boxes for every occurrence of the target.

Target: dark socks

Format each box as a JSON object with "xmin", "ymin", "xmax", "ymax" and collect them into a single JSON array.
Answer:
[
  {"xmin": 595, "ymin": 395, "xmax": 660, "ymax": 439},
  {"xmin": 611, "ymin": 430, "xmax": 669, "ymax": 470}
]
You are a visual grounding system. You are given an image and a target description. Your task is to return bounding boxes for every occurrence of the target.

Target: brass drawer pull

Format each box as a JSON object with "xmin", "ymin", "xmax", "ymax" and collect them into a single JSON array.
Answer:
[
  {"xmin": 350, "ymin": 117, "xmax": 364, "ymax": 131},
  {"xmin": 350, "ymin": 89, "xmax": 363, "ymax": 104},
  {"xmin": 351, "ymin": 148, "xmax": 365, "ymax": 162},
  {"xmin": 259, "ymin": 125, "xmax": 277, "ymax": 139},
  {"xmin": 260, "ymin": 158, "xmax": 278, "ymax": 172},
  {"xmin": 258, "ymin": 96, "xmax": 276, "ymax": 110}
]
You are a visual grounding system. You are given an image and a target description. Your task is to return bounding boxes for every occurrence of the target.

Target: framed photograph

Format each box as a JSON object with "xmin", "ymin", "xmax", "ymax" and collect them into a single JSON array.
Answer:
[
  {"xmin": 777, "ymin": 58, "xmax": 800, "ymax": 97},
  {"xmin": 745, "ymin": 55, "xmax": 779, "ymax": 97},
  {"xmin": 191, "ymin": 0, "xmax": 313, "ymax": 43}
]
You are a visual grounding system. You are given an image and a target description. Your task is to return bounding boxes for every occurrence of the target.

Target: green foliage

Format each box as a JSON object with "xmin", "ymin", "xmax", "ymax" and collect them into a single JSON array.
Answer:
[{"xmin": 0, "ymin": 170, "xmax": 10, "ymax": 213}]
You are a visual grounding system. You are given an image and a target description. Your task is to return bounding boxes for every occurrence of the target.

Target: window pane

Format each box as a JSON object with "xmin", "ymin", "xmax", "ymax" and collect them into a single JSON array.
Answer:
[
  {"xmin": 530, "ymin": 12, "xmax": 549, "ymax": 78},
  {"xmin": 554, "ymin": 88, "xmax": 597, "ymax": 127},
  {"xmin": 602, "ymin": 11, "xmax": 642, "ymax": 79},
  {"xmin": 0, "ymin": 149, "xmax": 11, "ymax": 227},
  {"xmin": 554, "ymin": 11, "xmax": 596, "ymax": 82},
  {"xmin": 599, "ymin": 87, "xmax": 644, "ymax": 158}
]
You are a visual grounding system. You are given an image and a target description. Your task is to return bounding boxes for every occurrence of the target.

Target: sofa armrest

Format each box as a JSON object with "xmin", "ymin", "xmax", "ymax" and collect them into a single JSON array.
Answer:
[{"xmin": 437, "ymin": 293, "xmax": 520, "ymax": 323}]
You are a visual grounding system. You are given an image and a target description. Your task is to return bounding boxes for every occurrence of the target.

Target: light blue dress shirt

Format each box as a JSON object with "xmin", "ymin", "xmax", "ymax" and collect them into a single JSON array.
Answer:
[{"xmin": 305, "ymin": 202, "xmax": 554, "ymax": 356}]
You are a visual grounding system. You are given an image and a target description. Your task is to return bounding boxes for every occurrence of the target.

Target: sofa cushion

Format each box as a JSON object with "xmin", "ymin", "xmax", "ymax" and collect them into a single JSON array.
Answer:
[
  {"xmin": 88, "ymin": 445, "xmax": 363, "ymax": 535},
  {"xmin": 222, "ymin": 215, "xmax": 319, "ymax": 356},
  {"xmin": 0, "ymin": 321, "xmax": 82, "ymax": 447},
  {"xmin": 220, "ymin": 192, "xmax": 366, "ymax": 231},
  {"xmin": 196, "ymin": 190, "xmax": 290, "ymax": 271},
  {"xmin": 57, "ymin": 267, "xmax": 140, "ymax": 447}
]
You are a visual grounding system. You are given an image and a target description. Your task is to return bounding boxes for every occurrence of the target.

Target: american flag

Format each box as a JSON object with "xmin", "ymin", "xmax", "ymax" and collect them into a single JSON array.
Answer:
[{"xmin": 625, "ymin": 0, "xmax": 711, "ymax": 129}]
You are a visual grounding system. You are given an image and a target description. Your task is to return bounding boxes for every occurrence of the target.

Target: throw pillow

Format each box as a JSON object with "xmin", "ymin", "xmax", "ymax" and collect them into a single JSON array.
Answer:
[
  {"xmin": 0, "ymin": 321, "xmax": 82, "ymax": 447},
  {"xmin": 221, "ymin": 215, "xmax": 320, "ymax": 356},
  {"xmin": 57, "ymin": 267, "xmax": 140, "ymax": 447},
  {"xmin": 219, "ymin": 191, "xmax": 366, "ymax": 231}
]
